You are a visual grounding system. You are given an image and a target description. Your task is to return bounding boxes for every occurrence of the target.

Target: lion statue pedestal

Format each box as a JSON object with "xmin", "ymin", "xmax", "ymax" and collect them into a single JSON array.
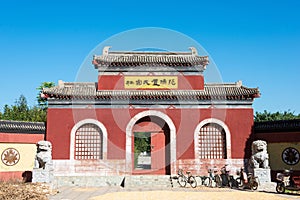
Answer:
[
  {"xmin": 32, "ymin": 141, "xmax": 53, "ymax": 183},
  {"xmin": 248, "ymin": 140, "xmax": 271, "ymax": 183}
]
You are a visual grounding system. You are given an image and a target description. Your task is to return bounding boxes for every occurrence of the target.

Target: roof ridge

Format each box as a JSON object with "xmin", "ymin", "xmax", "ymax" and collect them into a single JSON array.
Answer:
[
  {"xmin": 101, "ymin": 46, "xmax": 199, "ymax": 56},
  {"xmin": 0, "ymin": 119, "xmax": 45, "ymax": 125}
]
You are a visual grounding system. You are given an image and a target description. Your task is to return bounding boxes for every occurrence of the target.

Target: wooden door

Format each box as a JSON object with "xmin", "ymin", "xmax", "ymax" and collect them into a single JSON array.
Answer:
[{"xmin": 151, "ymin": 132, "xmax": 165, "ymax": 173}]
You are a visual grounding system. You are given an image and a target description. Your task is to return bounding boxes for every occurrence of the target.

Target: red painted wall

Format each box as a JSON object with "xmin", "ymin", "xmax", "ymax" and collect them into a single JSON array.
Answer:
[
  {"xmin": 0, "ymin": 133, "xmax": 44, "ymax": 143},
  {"xmin": 0, "ymin": 171, "xmax": 27, "ymax": 181},
  {"xmin": 46, "ymin": 107, "xmax": 254, "ymax": 160},
  {"xmin": 98, "ymin": 75, "xmax": 204, "ymax": 90}
]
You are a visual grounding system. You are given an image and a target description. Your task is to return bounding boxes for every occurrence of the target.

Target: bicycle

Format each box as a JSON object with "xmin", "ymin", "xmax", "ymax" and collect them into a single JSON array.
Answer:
[
  {"xmin": 220, "ymin": 165, "xmax": 234, "ymax": 188},
  {"xmin": 197, "ymin": 168, "xmax": 215, "ymax": 187},
  {"xmin": 235, "ymin": 167, "xmax": 247, "ymax": 188},
  {"xmin": 213, "ymin": 170, "xmax": 222, "ymax": 188},
  {"xmin": 177, "ymin": 169, "xmax": 197, "ymax": 188}
]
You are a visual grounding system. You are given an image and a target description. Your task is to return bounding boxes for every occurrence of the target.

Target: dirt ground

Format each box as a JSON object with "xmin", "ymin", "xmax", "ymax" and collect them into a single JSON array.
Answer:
[
  {"xmin": 2, "ymin": 181, "xmax": 299, "ymax": 200},
  {"xmin": 89, "ymin": 190, "xmax": 297, "ymax": 200},
  {"xmin": 0, "ymin": 181, "xmax": 52, "ymax": 200}
]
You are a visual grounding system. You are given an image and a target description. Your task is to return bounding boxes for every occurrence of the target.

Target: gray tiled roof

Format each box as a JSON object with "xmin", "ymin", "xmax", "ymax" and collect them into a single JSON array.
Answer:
[
  {"xmin": 93, "ymin": 47, "xmax": 209, "ymax": 69},
  {"xmin": 0, "ymin": 120, "xmax": 46, "ymax": 134},
  {"xmin": 43, "ymin": 81, "xmax": 260, "ymax": 101},
  {"xmin": 254, "ymin": 119, "xmax": 300, "ymax": 133}
]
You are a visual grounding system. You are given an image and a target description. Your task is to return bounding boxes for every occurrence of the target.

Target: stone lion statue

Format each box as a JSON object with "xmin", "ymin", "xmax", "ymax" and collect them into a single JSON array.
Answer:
[
  {"xmin": 249, "ymin": 140, "xmax": 269, "ymax": 169},
  {"xmin": 34, "ymin": 140, "xmax": 52, "ymax": 170}
]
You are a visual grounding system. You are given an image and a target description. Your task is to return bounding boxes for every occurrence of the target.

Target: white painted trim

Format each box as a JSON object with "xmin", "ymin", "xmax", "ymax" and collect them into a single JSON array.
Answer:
[
  {"xmin": 194, "ymin": 118, "xmax": 231, "ymax": 159},
  {"xmin": 70, "ymin": 119, "xmax": 108, "ymax": 160},
  {"xmin": 125, "ymin": 110, "xmax": 177, "ymax": 174}
]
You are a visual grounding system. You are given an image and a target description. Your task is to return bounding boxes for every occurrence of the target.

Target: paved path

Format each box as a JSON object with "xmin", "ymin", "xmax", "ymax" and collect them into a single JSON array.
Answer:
[{"xmin": 49, "ymin": 183, "xmax": 300, "ymax": 200}]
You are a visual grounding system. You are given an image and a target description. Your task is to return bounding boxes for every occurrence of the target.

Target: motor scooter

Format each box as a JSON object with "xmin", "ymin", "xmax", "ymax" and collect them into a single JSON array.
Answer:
[
  {"xmin": 235, "ymin": 168, "xmax": 259, "ymax": 190},
  {"xmin": 276, "ymin": 170, "xmax": 300, "ymax": 194}
]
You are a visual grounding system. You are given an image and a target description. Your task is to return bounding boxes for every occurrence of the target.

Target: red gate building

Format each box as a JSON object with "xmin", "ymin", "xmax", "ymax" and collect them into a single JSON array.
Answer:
[{"xmin": 43, "ymin": 47, "xmax": 260, "ymax": 176}]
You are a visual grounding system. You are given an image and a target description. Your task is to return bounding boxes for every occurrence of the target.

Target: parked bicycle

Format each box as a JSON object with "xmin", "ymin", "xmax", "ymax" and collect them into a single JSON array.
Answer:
[
  {"xmin": 212, "ymin": 168, "xmax": 223, "ymax": 188},
  {"xmin": 197, "ymin": 168, "xmax": 214, "ymax": 187},
  {"xmin": 220, "ymin": 164, "xmax": 234, "ymax": 188},
  {"xmin": 235, "ymin": 167, "xmax": 248, "ymax": 188},
  {"xmin": 177, "ymin": 169, "xmax": 197, "ymax": 188}
]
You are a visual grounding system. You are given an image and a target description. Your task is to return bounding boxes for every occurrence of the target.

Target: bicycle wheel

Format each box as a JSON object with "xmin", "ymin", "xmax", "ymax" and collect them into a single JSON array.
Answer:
[
  {"xmin": 235, "ymin": 178, "xmax": 243, "ymax": 188},
  {"xmin": 178, "ymin": 176, "xmax": 187, "ymax": 187},
  {"xmin": 276, "ymin": 182, "xmax": 285, "ymax": 194},
  {"xmin": 251, "ymin": 181, "xmax": 258, "ymax": 190},
  {"xmin": 189, "ymin": 176, "xmax": 197, "ymax": 188},
  {"xmin": 195, "ymin": 176, "xmax": 202, "ymax": 186},
  {"xmin": 203, "ymin": 177, "xmax": 212, "ymax": 187},
  {"xmin": 214, "ymin": 175, "xmax": 222, "ymax": 188},
  {"xmin": 228, "ymin": 178, "xmax": 233, "ymax": 188}
]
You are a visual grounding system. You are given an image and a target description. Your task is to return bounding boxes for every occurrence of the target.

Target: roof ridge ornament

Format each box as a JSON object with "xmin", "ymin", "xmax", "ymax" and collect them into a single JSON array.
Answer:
[
  {"xmin": 189, "ymin": 47, "xmax": 198, "ymax": 55},
  {"xmin": 103, "ymin": 46, "xmax": 111, "ymax": 55},
  {"xmin": 236, "ymin": 80, "xmax": 242, "ymax": 87}
]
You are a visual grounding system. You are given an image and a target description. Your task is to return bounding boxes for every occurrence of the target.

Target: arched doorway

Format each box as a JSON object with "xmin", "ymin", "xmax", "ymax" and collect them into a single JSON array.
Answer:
[
  {"xmin": 132, "ymin": 116, "xmax": 170, "ymax": 174},
  {"xmin": 126, "ymin": 110, "xmax": 176, "ymax": 175}
]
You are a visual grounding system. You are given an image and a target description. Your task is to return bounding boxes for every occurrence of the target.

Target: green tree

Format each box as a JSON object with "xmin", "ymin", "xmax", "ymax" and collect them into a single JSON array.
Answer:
[
  {"xmin": 28, "ymin": 106, "xmax": 47, "ymax": 122},
  {"xmin": 255, "ymin": 110, "xmax": 300, "ymax": 122},
  {"xmin": 0, "ymin": 95, "xmax": 47, "ymax": 122},
  {"xmin": 0, "ymin": 95, "xmax": 29, "ymax": 121},
  {"xmin": 36, "ymin": 82, "xmax": 55, "ymax": 109},
  {"xmin": 134, "ymin": 132, "xmax": 151, "ymax": 168},
  {"xmin": 2, "ymin": 104, "xmax": 13, "ymax": 120},
  {"xmin": 0, "ymin": 82, "xmax": 54, "ymax": 122}
]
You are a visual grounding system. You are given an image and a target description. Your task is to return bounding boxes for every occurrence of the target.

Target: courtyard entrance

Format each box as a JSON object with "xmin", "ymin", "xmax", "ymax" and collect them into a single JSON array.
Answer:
[{"xmin": 132, "ymin": 116, "xmax": 170, "ymax": 175}]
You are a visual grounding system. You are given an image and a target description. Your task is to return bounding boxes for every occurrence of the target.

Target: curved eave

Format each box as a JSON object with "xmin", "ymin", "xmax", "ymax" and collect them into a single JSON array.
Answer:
[{"xmin": 44, "ymin": 93, "xmax": 258, "ymax": 101}]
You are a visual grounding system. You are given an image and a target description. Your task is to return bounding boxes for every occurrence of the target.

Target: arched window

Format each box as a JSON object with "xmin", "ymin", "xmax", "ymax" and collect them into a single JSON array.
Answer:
[
  {"xmin": 197, "ymin": 123, "xmax": 226, "ymax": 159},
  {"xmin": 74, "ymin": 123, "xmax": 103, "ymax": 160}
]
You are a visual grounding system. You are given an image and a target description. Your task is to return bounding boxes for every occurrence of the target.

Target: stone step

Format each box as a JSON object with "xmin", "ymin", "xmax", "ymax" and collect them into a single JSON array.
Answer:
[
  {"xmin": 52, "ymin": 176, "xmax": 125, "ymax": 188},
  {"xmin": 52, "ymin": 175, "xmax": 176, "ymax": 189},
  {"xmin": 124, "ymin": 175, "xmax": 173, "ymax": 188}
]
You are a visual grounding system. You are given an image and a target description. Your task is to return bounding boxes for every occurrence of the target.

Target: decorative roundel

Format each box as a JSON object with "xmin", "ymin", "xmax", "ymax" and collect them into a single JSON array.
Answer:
[
  {"xmin": 282, "ymin": 147, "xmax": 300, "ymax": 165},
  {"xmin": 1, "ymin": 148, "xmax": 20, "ymax": 166}
]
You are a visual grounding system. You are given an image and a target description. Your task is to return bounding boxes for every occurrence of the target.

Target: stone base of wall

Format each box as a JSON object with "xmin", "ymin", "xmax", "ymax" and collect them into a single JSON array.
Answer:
[
  {"xmin": 53, "ymin": 160, "xmax": 127, "ymax": 176},
  {"xmin": 53, "ymin": 159, "xmax": 247, "ymax": 177},
  {"xmin": 51, "ymin": 159, "xmax": 250, "ymax": 187},
  {"xmin": 53, "ymin": 175, "xmax": 174, "ymax": 188},
  {"xmin": 53, "ymin": 175, "xmax": 125, "ymax": 188}
]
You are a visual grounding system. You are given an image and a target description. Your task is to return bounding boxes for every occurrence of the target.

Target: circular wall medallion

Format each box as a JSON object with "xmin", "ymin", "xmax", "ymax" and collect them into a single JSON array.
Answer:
[
  {"xmin": 282, "ymin": 147, "xmax": 300, "ymax": 165},
  {"xmin": 1, "ymin": 148, "xmax": 20, "ymax": 166}
]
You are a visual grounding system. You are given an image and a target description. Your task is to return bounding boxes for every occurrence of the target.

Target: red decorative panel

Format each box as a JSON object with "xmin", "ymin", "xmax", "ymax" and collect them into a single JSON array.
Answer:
[
  {"xmin": 75, "ymin": 124, "xmax": 103, "ymax": 160},
  {"xmin": 198, "ymin": 123, "xmax": 226, "ymax": 159}
]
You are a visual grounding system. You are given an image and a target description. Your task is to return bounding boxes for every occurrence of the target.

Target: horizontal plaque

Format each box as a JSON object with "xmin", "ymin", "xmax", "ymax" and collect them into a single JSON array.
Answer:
[{"xmin": 124, "ymin": 76, "xmax": 178, "ymax": 89}]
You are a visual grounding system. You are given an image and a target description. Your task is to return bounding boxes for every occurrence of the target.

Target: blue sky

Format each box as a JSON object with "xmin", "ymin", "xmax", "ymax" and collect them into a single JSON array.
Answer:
[{"xmin": 0, "ymin": 0, "xmax": 299, "ymax": 113}]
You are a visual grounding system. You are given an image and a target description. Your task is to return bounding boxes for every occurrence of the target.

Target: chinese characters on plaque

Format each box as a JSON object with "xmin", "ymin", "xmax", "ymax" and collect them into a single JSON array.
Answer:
[{"xmin": 124, "ymin": 76, "xmax": 178, "ymax": 89}]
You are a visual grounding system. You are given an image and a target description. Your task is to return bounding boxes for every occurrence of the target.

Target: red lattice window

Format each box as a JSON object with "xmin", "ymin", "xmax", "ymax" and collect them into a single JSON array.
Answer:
[
  {"xmin": 198, "ymin": 123, "xmax": 226, "ymax": 159},
  {"xmin": 75, "ymin": 123, "xmax": 103, "ymax": 160}
]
